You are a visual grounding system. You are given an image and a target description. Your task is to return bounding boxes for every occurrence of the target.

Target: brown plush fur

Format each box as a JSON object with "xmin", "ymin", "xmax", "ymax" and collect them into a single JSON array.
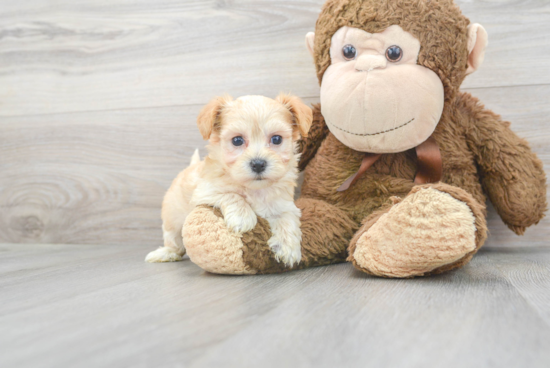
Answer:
[
  {"xmin": 242, "ymin": 198, "xmax": 357, "ymax": 273},
  {"xmin": 312, "ymin": 0, "xmax": 471, "ymax": 102},
  {"xmin": 183, "ymin": 0, "xmax": 546, "ymax": 277},
  {"xmin": 297, "ymin": 103, "xmax": 330, "ymax": 171},
  {"xmin": 190, "ymin": 201, "xmax": 356, "ymax": 274},
  {"xmin": 243, "ymin": 197, "xmax": 357, "ymax": 273},
  {"xmin": 348, "ymin": 183, "xmax": 488, "ymax": 277},
  {"xmin": 281, "ymin": 0, "xmax": 544, "ymax": 275},
  {"xmin": 291, "ymin": 0, "xmax": 545, "ymax": 277}
]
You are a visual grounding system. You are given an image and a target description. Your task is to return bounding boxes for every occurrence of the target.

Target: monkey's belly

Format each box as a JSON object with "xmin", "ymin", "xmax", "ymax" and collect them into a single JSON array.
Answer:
[{"xmin": 300, "ymin": 134, "xmax": 416, "ymax": 223}]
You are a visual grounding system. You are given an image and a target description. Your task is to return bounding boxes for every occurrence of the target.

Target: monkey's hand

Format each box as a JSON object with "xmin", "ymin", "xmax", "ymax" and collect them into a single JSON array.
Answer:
[
  {"xmin": 482, "ymin": 169, "xmax": 546, "ymax": 235},
  {"xmin": 297, "ymin": 104, "xmax": 330, "ymax": 171},
  {"xmin": 461, "ymin": 93, "xmax": 547, "ymax": 234}
]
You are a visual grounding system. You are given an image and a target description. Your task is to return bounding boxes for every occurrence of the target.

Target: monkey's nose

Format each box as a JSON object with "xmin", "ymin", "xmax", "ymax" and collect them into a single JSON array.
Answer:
[
  {"xmin": 355, "ymin": 55, "xmax": 387, "ymax": 72},
  {"xmin": 250, "ymin": 159, "xmax": 267, "ymax": 174}
]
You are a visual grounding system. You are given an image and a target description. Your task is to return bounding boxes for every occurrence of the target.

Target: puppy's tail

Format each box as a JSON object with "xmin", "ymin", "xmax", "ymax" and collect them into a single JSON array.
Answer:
[{"xmin": 190, "ymin": 149, "xmax": 201, "ymax": 165}]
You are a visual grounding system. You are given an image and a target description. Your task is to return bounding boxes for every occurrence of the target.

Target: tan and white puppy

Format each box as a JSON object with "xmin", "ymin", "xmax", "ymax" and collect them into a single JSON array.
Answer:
[{"xmin": 145, "ymin": 94, "xmax": 312, "ymax": 267}]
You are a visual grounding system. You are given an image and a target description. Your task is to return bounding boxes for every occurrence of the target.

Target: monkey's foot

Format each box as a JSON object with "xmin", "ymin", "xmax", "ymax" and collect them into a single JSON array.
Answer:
[
  {"xmin": 183, "ymin": 206, "xmax": 258, "ymax": 275},
  {"xmin": 183, "ymin": 199, "xmax": 354, "ymax": 275},
  {"xmin": 349, "ymin": 183, "xmax": 487, "ymax": 278}
]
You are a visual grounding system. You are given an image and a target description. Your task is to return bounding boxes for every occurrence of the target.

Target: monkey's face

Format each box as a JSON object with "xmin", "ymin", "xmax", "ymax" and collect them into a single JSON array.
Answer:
[{"xmin": 315, "ymin": 25, "xmax": 444, "ymax": 153}]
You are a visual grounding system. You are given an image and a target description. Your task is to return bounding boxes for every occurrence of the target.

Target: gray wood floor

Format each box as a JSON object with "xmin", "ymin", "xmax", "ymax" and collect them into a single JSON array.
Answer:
[{"xmin": 1, "ymin": 243, "xmax": 550, "ymax": 368}]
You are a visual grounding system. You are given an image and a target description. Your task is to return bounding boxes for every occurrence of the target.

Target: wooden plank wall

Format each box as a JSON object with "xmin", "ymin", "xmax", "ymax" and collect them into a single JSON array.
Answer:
[{"xmin": 1, "ymin": 0, "xmax": 549, "ymax": 248}]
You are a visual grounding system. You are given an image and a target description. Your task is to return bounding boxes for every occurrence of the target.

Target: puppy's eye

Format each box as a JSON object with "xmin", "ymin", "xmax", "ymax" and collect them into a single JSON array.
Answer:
[
  {"xmin": 342, "ymin": 44, "xmax": 356, "ymax": 60},
  {"xmin": 385, "ymin": 45, "xmax": 403, "ymax": 62},
  {"xmin": 271, "ymin": 135, "xmax": 283, "ymax": 145},
  {"xmin": 232, "ymin": 136, "xmax": 245, "ymax": 146}
]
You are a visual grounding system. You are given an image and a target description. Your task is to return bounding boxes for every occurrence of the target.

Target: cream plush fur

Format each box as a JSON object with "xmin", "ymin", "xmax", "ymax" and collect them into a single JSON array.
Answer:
[
  {"xmin": 183, "ymin": 206, "xmax": 256, "ymax": 275},
  {"xmin": 353, "ymin": 187, "xmax": 477, "ymax": 277},
  {"xmin": 146, "ymin": 94, "xmax": 313, "ymax": 267},
  {"xmin": 307, "ymin": 23, "xmax": 488, "ymax": 155},
  {"xmin": 466, "ymin": 24, "xmax": 488, "ymax": 75},
  {"xmin": 316, "ymin": 25, "xmax": 445, "ymax": 153}
]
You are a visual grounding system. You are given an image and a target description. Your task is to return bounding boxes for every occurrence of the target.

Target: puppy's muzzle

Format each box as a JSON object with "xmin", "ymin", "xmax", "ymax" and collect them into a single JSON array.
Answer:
[{"xmin": 250, "ymin": 159, "xmax": 267, "ymax": 174}]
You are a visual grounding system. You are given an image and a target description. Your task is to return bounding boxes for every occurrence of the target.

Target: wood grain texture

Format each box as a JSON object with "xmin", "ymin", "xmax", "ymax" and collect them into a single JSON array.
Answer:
[
  {"xmin": 0, "ymin": 0, "xmax": 549, "ymax": 116},
  {"xmin": 0, "ymin": 0, "xmax": 549, "ymax": 248},
  {"xmin": 1, "ymin": 86, "xmax": 548, "ymax": 247},
  {"xmin": 1, "ymin": 243, "xmax": 549, "ymax": 368},
  {"xmin": 0, "ymin": 97, "xmax": 318, "ymax": 245}
]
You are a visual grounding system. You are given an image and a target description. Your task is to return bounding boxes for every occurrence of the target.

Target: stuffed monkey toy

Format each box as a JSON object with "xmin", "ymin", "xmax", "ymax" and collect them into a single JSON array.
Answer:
[{"xmin": 182, "ymin": 0, "xmax": 547, "ymax": 277}]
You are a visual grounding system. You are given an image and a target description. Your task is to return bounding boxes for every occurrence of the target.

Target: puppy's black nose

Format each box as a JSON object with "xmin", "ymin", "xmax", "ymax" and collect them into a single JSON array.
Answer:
[{"xmin": 250, "ymin": 159, "xmax": 267, "ymax": 174}]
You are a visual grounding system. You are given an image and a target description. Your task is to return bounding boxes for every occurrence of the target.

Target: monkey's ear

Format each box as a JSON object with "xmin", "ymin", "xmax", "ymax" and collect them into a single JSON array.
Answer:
[
  {"xmin": 276, "ymin": 93, "xmax": 313, "ymax": 138},
  {"xmin": 466, "ymin": 23, "xmax": 488, "ymax": 75},
  {"xmin": 196, "ymin": 95, "xmax": 232, "ymax": 140},
  {"xmin": 305, "ymin": 32, "xmax": 315, "ymax": 57}
]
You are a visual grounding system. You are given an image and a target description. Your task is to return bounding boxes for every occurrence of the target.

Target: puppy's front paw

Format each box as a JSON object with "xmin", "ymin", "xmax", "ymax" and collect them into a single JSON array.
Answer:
[
  {"xmin": 224, "ymin": 205, "xmax": 258, "ymax": 234},
  {"xmin": 268, "ymin": 232, "xmax": 302, "ymax": 268}
]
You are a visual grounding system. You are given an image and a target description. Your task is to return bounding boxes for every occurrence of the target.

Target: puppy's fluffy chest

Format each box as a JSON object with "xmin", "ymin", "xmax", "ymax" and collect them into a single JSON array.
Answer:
[
  {"xmin": 243, "ymin": 183, "xmax": 295, "ymax": 219},
  {"xmin": 191, "ymin": 168, "xmax": 297, "ymax": 220}
]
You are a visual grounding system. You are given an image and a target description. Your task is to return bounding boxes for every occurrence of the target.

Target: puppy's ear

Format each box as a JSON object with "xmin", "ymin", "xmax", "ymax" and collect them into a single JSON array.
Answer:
[
  {"xmin": 275, "ymin": 93, "xmax": 313, "ymax": 138},
  {"xmin": 197, "ymin": 95, "xmax": 232, "ymax": 140}
]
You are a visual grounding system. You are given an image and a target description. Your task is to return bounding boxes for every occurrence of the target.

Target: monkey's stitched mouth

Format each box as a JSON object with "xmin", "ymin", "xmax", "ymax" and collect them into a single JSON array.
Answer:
[{"xmin": 327, "ymin": 118, "xmax": 415, "ymax": 136}]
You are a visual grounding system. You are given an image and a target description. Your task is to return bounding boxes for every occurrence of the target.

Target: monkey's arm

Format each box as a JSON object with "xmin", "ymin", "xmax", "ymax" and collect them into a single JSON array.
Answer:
[
  {"xmin": 298, "ymin": 104, "xmax": 330, "ymax": 171},
  {"xmin": 459, "ymin": 92, "xmax": 547, "ymax": 234}
]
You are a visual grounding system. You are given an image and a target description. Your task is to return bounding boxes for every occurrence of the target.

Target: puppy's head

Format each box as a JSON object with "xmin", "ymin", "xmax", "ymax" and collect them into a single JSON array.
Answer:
[{"xmin": 197, "ymin": 93, "xmax": 312, "ymax": 189}]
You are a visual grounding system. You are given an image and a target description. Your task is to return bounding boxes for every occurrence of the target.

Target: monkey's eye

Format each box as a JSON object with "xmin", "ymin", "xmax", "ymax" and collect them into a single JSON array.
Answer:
[
  {"xmin": 342, "ymin": 44, "xmax": 357, "ymax": 60},
  {"xmin": 232, "ymin": 136, "xmax": 245, "ymax": 146},
  {"xmin": 271, "ymin": 135, "xmax": 283, "ymax": 145},
  {"xmin": 385, "ymin": 45, "xmax": 403, "ymax": 62}
]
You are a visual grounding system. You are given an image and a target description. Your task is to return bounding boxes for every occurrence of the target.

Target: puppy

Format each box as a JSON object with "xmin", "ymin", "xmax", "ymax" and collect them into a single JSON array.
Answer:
[{"xmin": 145, "ymin": 94, "xmax": 312, "ymax": 267}]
